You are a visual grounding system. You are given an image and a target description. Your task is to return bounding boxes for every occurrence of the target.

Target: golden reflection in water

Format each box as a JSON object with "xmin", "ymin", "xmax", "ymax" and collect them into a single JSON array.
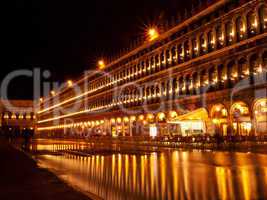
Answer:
[
  {"xmin": 125, "ymin": 155, "xmax": 129, "ymax": 189},
  {"xmin": 240, "ymin": 166, "xmax": 257, "ymax": 200},
  {"xmin": 172, "ymin": 151, "xmax": 179, "ymax": 200},
  {"xmin": 160, "ymin": 153, "xmax": 166, "ymax": 200},
  {"xmin": 132, "ymin": 155, "xmax": 137, "ymax": 194},
  {"xmin": 216, "ymin": 167, "xmax": 232, "ymax": 200},
  {"xmin": 36, "ymin": 144, "xmax": 267, "ymax": 200}
]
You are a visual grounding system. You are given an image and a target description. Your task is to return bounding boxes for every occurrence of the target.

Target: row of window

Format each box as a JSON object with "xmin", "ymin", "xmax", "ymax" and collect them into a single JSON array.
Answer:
[
  {"xmin": 38, "ymin": 50, "xmax": 267, "ymax": 124},
  {"xmin": 85, "ymin": 5, "xmax": 267, "ymax": 95},
  {"xmin": 2, "ymin": 112, "xmax": 36, "ymax": 120},
  {"xmin": 39, "ymin": 2, "xmax": 267, "ymax": 117}
]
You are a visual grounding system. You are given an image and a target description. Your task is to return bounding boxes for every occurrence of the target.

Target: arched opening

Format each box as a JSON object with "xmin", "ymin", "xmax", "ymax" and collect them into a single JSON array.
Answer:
[
  {"xmin": 236, "ymin": 16, "xmax": 245, "ymax": 41},
  {"xmin": 150, "ymin": 57, "xmax": 155, "ymax": 74},
  {"xmin": 192, "ymin": 38, "xmax": 198, "ymax": 58},
  {"xmin": 156, "ymin": 112, "xmax": 167, "ymax": 137},
  {"xmin": 146, "ymin": 114, "xmax": 155, "ymax": 124},
  {"xmin": 168, "ymin": 111, "xmax": 178, "ymax": 121},
  {"xmin": 184, "ymin": 41, "xmax": 190, "ymax": 61},
  {"xmin": 178, "ymin": 44, "xmax": 183, "ymax": 63},
  {"xmin": 230, "ymin": 102, "xmax": 251, "ymax": 136},
  {"xmin": 211, "ymin": 104, "xmax": 228, "ymax": 136},
  {"xmin": 156, "ymin": 112, "xmax": 166, "ymax": 123},
  {"xmin": 200, "ymin": 69, "xmax": 208, "ymax": 92},
  {"xmin": 247, "ymin": 11, "xmax": 257, "ymax": 37},
  {"xmin": 227, "ymin": 60, "xmax": 238, "ymax": 87},
  {"xmin": 249, "ymin": 54, "xmax": 260, "ymax": 83},
  {"xmin": 207, "ymin": 30, "xmax": 214, "ymax": 51},
  {"xmin": 155, "ymin": 84, "xmax": 160, "ymax": 100},
  {"xmin": 200, "ymin": 34, "xmax": 206, "ymax": 55},
  {"xmin": 171, "ymin": 46, "xmax": 177, "ymax": 64},
  {"xmin": 192, "ymin": 72, "xmax": 199, "ymax": 94},
  {"xmin": 167, "ymin": 111, "xmax": 179, "ymax": 136},
  {"xmin": 209, "ymin": 66, "xmax": 217, "ymax": 90},
  {"xmin": 258, "ymin": 6, "xmax": 267, "ymax": 33},
  {"xmin": 178, "ymin": 76, "xmax": 184, "ymax": 95},
  {"xmin": 123, "ymin": 117, "xmax": 130, "ymax": 136},
  {"xmin": 134, "ymin": 115, "xmax": 145, "ymax": 136},
  {"xmin": 216, "ymin": 25, "xmax": 223, "ymax": 48},
  {"xmin": 225, "ymin": 21, "xmax": 234, "ymax": 45},
  {"xmin": 155, "ymin": 55, "xmax": 160, "ymax": 72},
  {"xmin": 254, "ymin": 98, "xmax": 267, "ymax": 136},
  {"xmin": 160, "ymin": 51, "xmax": 165, "ymax": 69},
  {"xmin": 238, "ymin": 57, "xmax": 249, "ymax": 80},
  {"xmin": 172, "ymin": 78, "xmax": 178, "ymax": 99},
  {"xmin": 185, "ymin": 75, "xmax": 191, "ymax": 94},
  {"xmin": 166, "ymin": 49, "xmax": 171, "ymax": 67}
]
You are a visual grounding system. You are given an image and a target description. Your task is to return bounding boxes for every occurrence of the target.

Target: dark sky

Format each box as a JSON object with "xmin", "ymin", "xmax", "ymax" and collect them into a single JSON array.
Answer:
[{"xmin": 2, "ymin": 0, "xmax": 195, "ymax": 99}]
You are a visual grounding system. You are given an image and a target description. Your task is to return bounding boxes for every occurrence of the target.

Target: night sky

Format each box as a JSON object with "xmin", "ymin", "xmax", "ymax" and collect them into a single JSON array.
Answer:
[{"xmin": 2, "ymin": 0, "xmax": 195, "ymax": 99}]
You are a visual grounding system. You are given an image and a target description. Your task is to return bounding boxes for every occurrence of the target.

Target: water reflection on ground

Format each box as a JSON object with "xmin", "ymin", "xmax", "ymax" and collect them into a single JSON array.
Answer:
[{"xmin": 33, "ymin": 140, "xmax": 267, "ymax": 200}]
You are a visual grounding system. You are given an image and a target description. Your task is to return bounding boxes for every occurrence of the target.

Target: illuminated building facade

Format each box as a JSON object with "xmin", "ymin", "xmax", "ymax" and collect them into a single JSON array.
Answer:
[
  {"xmin": 0, "ymin": 100, "xmax": 35, "ymax": 134},
  {"xmin": 37, "ymin": 0, "xmax": 267, "ymax": 138}
]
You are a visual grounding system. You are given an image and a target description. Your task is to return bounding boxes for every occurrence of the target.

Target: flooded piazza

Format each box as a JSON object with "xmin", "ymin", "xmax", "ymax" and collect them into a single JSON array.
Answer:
[{"xmin": 31, "ymin": 139, "xmax": 267, "ymax": 200}]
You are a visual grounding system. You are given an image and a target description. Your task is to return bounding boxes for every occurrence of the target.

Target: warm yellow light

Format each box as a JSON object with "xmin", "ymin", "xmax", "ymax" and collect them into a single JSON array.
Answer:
[
  {"xmin": 123, "ymin": 117, "xmax": 129, "ymax": 123},
  {"xmin": 158, "ymin": 112, "xmax": 166, "ymax": 121},
  {"xmin": 117, "ymin": 118, "xmax": 122, "ymax": 123},
  {"xmin": 67, "ymin": 80, "xmax": 73, "ymax": 87},
  {"xmin": 169, "ymin": 111, "xmax": 177, "ymax": 119},
  {"xmin": 130, "ymin": 116, "xmax": 136, "ymax": 121},
  {"xmin": 98, "ymin": 60, "xmax": 105, "ymax": 69},
  {"xmin": 51, "ymin": 90, "xmax": 55, "ymax": 96},
  {"xmin": 138, "ymin": 115, "xmax": 144, "ymax": 121},
  {"xmin": 215, "ymin": 106, "xmax": 221, "ymax": 112},
  {"xmin": 39, "ymin": 97, "xmax": 43, "ymax": 102},
  {"xmin": 258, "ymin": 64, "xmax": 263, "ymax": 73},
  {"xmin": 147, "ymin": 28, "xmax": 159, "ymax": 41},
  {"xmin": 253, "ymin": 19, "xmax": 258, "ymax": 28}
]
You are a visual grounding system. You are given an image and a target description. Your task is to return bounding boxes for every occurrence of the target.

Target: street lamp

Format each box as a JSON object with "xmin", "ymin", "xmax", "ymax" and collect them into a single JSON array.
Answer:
[
  {"xmin": 67, "ymin": 80, "xmax": 73, "ymax": 87},
  {"xmin": 98, "ymin": 60, "xmax": 105, "ymax": 69},
  {"xmin": 147, "ymin": 27, "xmax": 159, "ymax": 41}
]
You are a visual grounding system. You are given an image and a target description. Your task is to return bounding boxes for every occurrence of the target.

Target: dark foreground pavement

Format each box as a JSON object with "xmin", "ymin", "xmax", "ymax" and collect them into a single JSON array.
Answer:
[{"xmin": 0, "ymin": 139, "xmax": 92, "ymax": 200}]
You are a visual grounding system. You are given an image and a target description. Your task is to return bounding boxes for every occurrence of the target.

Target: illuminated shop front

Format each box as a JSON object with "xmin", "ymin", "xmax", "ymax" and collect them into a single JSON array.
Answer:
[{"xmin": 167, "ymin": 108, "xmax": 208, "ymax": 136}]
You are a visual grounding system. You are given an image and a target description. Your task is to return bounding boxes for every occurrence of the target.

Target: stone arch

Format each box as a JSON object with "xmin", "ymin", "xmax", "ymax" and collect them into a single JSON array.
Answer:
[
  {"xmin": 207, "ymin": 29, "xmax": 214, "ymax": 51},
  {"xmin": 191, "ymin": 37, "xmax": 198, "ymax": 57},
  {"xmin": 253, "ymin": 98, "xmax": 267, "ymax": 136},
  {"xmin": 246, "ymin": 11, "xmax": 257, "ymax": 37},
  {"xmin": 215, "ymin": 24, "xmax": 223, "ymax": 48},
  {"xmin": 156, "ymin": 112, "xmax": 166, "ymax": 123},
  {"xmin": 230, "ymin": 101, "xmax": 251, "ymax": 136},
  {"xmin": 146, "ymin": 113, "xmax": 155, "ymax": 123},
  {"xmin": 258, "ymin": 4, "xmax": 267, "ymax": 33},
  {"xmin": 249, "ymin": 53, "xmax": 260, "ymax": 78},
  {"xmin": 227, "ymin": 60, "xmax": 238, "ymax": 84},
  {"xmin": 235, "ymin": 15, "xmax": 245, "ymax": 41},
  {"xmin": 210, "ymin": 104, "xmax": 228, "ymax": 136},
  {"xmin": 225, "ymin": 21, "xmax": 234, "ymax": 45},
  {"xmin": 199, "ymin": 33, "xmax": 205, "ymax": 55},
  {"xmin": 167, "ymin": 110, "xmax": 178, "ymax": 121},
  {"xmin": 238, "ymin": 57, "xmax": 248, "ymax": 79}
]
